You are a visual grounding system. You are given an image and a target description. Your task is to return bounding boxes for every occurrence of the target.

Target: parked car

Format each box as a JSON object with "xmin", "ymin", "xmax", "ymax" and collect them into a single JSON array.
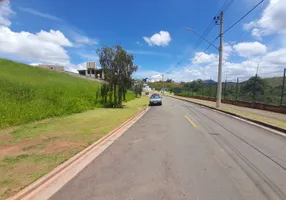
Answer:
[{"xmin": 149, "ymin": 93, "xmax": 162, "ymax": 106}]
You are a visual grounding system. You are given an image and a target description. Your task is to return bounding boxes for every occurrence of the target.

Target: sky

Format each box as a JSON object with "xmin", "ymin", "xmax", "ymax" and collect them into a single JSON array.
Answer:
[{"xmin": 1, "ymin": 0, "xmax": 286, "ymax": 82}]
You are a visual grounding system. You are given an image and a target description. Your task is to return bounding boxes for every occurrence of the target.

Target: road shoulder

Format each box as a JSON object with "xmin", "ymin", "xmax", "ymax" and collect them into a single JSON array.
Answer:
[
  {"xmin": 1, "ymin": 97, "xmax": 148, "ymax": 200},
  {"xmin": 169, "ymin": 95, "xmax": 286, "ymax": 134}
]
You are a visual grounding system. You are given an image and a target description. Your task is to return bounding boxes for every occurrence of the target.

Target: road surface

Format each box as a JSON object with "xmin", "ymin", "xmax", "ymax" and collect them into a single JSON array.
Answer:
[{"xmin": 49, "ymin": 97, "xmax": 286, "ymax": 200}]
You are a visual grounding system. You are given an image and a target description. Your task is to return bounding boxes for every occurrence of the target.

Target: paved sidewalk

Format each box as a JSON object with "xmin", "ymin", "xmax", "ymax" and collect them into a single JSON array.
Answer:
[{"xmin": 171, "ymin": 95, "xmax": 286, "ymax": 130}]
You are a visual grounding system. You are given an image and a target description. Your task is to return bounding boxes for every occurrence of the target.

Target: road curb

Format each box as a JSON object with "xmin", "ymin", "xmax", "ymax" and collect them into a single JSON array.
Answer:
[
  {"xmin": 8, "ymin": 106, "xmax": 150, "ymax": 200},
  {"xmin": 169, "ymin": 95, "xmax": 286, "ymax": 134}
]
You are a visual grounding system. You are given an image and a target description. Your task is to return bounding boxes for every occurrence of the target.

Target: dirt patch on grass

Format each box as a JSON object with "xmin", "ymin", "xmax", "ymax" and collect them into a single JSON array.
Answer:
[
  {"xmin": 0, "ymin": 97, "xmax": 148, "ymax": 200},
  {"xmin": 0, "ymin": 140, "xmax": 39, "ymax": 159},
  {"xmin": 43, "ymin": 141, "xmax": 83, "ymax": 154}
]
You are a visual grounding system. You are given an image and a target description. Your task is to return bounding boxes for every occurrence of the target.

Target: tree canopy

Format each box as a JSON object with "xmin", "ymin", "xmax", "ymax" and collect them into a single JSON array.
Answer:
[{"xmin": 97, "ymin": 45, "xmax": 138, "ymax": 107}]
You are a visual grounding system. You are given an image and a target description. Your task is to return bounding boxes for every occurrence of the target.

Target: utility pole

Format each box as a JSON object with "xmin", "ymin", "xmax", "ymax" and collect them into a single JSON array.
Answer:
[
  {"xmin": 216, "ymin": 11, "xmax": 224, "ymax": 108},
  {"xmin": 185, "ymin": 11, "xmax": 223, "ymax": 107},
  {"xmin": 281, "ymin": 68, "xmax": 286, "ymax": 105},
  {"xmin": 236, "ymin": 78, "xmax": 239, "ymax": 101},
  {"xmin": 162, "ymin": 74, "xmax": 165, "ymax": 95}
]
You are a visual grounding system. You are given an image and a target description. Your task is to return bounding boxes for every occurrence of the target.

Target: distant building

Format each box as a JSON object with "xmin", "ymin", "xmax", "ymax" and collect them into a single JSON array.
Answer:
[
  {"xmin": 38, "ymin": 64, "xmax": 64, "ymax": 72},
  {"xmin": 86, "ymin": 62, "xmax": 97, "ymax": 69},
  {"xmin": 78, "ymin": 62, "xmax": 104, "ymax": 79},
  {"xmin": 143, "ymin": 84, "xmax": 151, "ymax": 92}
]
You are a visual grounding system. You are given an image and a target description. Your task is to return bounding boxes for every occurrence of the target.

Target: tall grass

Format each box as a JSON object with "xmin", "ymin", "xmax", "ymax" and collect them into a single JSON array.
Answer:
[{"xmin": 0, "ymin": 59, "xmax": 135, "ymax": 128}]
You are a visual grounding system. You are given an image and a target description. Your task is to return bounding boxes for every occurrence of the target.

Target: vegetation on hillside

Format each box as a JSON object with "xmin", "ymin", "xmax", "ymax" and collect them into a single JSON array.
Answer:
[
  {"xmin": 0, "ymin": 59, "xmax": 136, "ymax": 128},
  {"xmin": 150, "ymin": 75, "xmax": 286, "ymax": 105},
  {"xmin": 0, "ymin": 97, "xmax": 148, "ymax": 200}
]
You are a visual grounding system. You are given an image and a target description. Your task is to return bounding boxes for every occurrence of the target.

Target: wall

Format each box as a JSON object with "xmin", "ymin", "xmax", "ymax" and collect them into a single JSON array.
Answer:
[{"xmin": 176, "ymin": 94, "xmax": 286, "ymax": 114}]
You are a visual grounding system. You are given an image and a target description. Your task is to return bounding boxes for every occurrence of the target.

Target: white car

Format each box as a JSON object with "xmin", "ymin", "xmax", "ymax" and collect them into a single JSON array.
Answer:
[{"xmin": 149, "ymin": 93, "xmax": 162, "ymax": 106}]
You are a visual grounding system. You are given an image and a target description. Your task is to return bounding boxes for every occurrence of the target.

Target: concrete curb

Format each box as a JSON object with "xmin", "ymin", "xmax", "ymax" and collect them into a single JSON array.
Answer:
[
  {"xmin": 169, "ymin": 95, "xmax": 286, "ymax": 134},
  {"xmin": 8, "ymin": 106, "xmax": 150, "ymax": 200}
]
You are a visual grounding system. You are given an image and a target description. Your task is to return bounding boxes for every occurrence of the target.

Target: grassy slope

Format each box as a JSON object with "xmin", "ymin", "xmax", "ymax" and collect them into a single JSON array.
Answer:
[
  {"xmin": 0, "ymin": 97, "xmax": 148, "ymax": 199},
  {"xmin": 264, "ymin": 76, "xmax": 284, "ymax": 87},
  {"xmin": 0, "ymin": 59, "xmax": 135, "ymax": 128}
]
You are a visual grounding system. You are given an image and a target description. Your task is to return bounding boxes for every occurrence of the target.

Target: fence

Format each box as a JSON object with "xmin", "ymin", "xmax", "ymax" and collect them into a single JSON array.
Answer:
[{"xmin": 177, "ymin": 68, "xmax": 286, "ymax": 106}]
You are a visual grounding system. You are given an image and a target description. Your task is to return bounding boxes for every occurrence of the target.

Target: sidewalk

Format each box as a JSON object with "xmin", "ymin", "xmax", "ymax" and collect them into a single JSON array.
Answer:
[{"xmin": 171, "ymin": 95, "xmax": 286, "ymax": 131}]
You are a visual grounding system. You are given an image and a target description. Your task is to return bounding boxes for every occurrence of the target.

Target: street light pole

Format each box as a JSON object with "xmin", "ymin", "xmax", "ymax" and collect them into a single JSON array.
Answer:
[
  {"xmin": 162, "ymin": 74, "xmax": 165, "ymax": 95},
  {"xmin": 216, "ymin": 11, "xmax": 224, "ymax": 108},
  {"xmin": 185, "ymin": 11, "xmax": 224, "ymax": 108}
]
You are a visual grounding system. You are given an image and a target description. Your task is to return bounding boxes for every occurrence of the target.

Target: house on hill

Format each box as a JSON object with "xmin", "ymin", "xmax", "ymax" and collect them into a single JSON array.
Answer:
[{"xmin": 78, "ymin": 62, "xmax": 104, "ymax": 79}]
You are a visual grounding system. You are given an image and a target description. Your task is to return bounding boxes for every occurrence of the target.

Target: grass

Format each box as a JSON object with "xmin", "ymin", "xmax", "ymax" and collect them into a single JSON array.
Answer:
[
  {"xmin": 0, "ymin": 96, "xmax": 148, "ymax": 199},
  {"xmin": 172, "ymin": 95, "xmax": 286, "ymax": 130},
  {"xmin": 0, "ymin": 59, "xmax": 136, "ymax": 129}
]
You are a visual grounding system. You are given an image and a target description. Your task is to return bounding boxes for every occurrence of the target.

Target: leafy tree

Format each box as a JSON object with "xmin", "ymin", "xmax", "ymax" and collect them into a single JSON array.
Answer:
[
  {"xmin": 240, "ymin": 76, "xmax": 266, "ymax": 101},
  {"xmin": 97, "ymin": 45, "xmax": 138, "ymax": 107},
  {"xmin": 166, "ymin": 79, "xmax": 173, "ymax": 83},
  {"xmin": 133, "ymin": 79, "xmax": 143, "ymax": 97}
]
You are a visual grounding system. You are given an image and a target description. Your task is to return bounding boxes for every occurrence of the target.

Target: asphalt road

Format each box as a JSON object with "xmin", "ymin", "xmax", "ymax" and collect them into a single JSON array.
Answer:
[{"xmin": 49, "ymin": 96, "xmax": 286, "ymax": 200}]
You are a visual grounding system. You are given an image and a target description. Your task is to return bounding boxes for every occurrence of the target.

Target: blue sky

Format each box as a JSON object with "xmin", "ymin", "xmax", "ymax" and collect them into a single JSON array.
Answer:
[{"xmin": 1, "ymin": 0, "xmax": 286, "ymax": 82}]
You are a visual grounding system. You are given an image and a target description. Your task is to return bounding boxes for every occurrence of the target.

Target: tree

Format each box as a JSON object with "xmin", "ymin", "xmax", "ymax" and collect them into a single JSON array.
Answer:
[
  {"xmin": 133, "ymin": 79, "xmax": 143, "ymax": 97},
  {"xmin": 166, "ymin": 79, "xmax": 173, "ymax": 83},
  {"xmin": 97, "ymin": 45, "xmax": 138, "ymax": 107},
  {"xmin": 241, "ymin": 76, "xmax": 265, "ymax": 102}
]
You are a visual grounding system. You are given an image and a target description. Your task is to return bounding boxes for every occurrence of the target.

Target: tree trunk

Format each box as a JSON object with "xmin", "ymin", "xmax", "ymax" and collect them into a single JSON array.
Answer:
[
  {"xmin": 118, "ymin": 86, "xmax": 122, "ymax": 106},
  {"xmin": 113, "ymin": 84, "xmax": 117, "ymax": 107},
  {"xmin": 109, "ymin": 84, "xmax": 113, "ymax": 105},
  {"xmin": 123, "ymin": 87, "xmax": 126, "ymax": 101}
]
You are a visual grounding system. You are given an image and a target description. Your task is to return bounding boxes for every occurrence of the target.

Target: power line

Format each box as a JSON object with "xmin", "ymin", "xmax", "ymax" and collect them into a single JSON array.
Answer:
[
  {"xmin": 195, "ymin": 0, "xmax": 235, "ymax": 50},
  {"xmin": 239, "ymin": 0, "xmax": 284, "ymax": 37},
  {"xmin": 193, "ymin": 36, "xmax": 219, "ymax": 63},
  {"xmin": 195, "ymin": 0, "xmax": 228, "ymax": 50},
  {"xmin": 223, "ymin": 0, "xmax": 265, "ymax": 35},
  {"xmin": 194, "ymin": 23, "xmax": 215, "ymax": 50},
  {"xmin": 222, "ymin": 0, "xmax": 235, "ymax": 13}
]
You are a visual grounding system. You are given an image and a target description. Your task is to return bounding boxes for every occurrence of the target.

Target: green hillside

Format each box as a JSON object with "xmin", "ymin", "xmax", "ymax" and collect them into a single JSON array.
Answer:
[
  {"xmin": 264, "ymin": 76, "xmax": 284, "ymax": 87},
  {"xmin": 150, "ymin": 76, "xmax": 285, "ymax": 105},
  {"xmin": 0, "ymin": 59, "xmax": 135, "ymax": 128}
]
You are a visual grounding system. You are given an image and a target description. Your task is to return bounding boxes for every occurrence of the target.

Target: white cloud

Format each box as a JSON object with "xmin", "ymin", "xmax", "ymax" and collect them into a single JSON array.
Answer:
[
  {"xmin": 140, "ymin": 46, "xmax": 286, "ymax": 82},
  {"xmin": 0, "ymin": 0, "xmax": 14, "ymax": 26},
  {"xmin": 143, "ymin": 31, "xmax": 171, "ymax": 46},
  {"xmin": 224, "ymin": 43, "xmax": 234, "ymax": 57},
  {"xmin": 134, "ymin": 70, "xmax": 163, "ymax": 82},
  {"xmin": 151, "ymin": 74, "xmax": 163, "ymax": 82},
  {"xmin": 244, "ymin": 0, "xmax": 286, "ymax": 38},
  {"xmin": 0, "ymin": 2, "xmax": 94, "ymax": 74},
  {"xmin": 19, "ymin": 7, "xmax": 63, "ymax": 21},
  {"xmin": 65, "ymin": 62, "xmax": 86, "ymax": 73},
  {"xmin": 263, "ymin": 48, "xmax": 286, "ymax": 64},
  {"xmin": 18, "ymin": 6, "xmax": 97, "ymax": 47},
  {"xmin": 233, "ymin": 41, "xmax": 267, "ymax": 57},
  {"xmin": 0, "ymin": 26, "xmax": 72, "ymax": 65},
  {"xmin": 74, "ymin": 35, "xmax": 97, "ymax": 46},
  {"xmin": 192, "ymin": 52, "xmax": 218, "ymax": 64},
  {"xmin": 37, "ymin": 29, "xmax": 73, "ymax": 46}
]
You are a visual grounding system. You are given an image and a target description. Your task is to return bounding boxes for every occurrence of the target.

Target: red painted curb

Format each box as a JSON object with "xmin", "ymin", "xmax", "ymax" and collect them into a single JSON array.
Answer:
[{"xmin": 8, "ymin": 106, "xmax": 149, "ymax": 200}]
